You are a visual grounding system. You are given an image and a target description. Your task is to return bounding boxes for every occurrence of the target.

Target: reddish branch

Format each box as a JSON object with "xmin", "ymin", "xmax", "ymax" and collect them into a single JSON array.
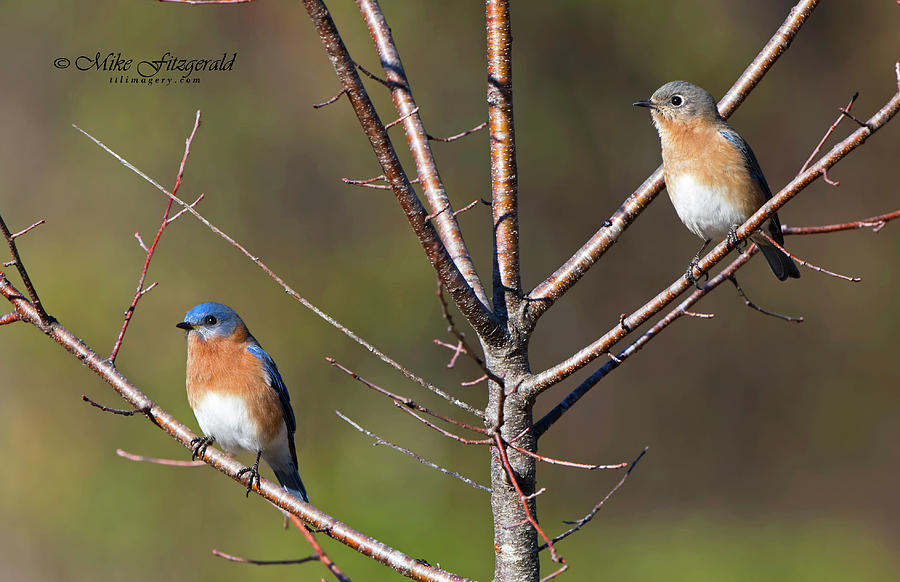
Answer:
[
  {"xmin": 524, "ymin": 0, "xmax": 822, "ymax": 328},
  {"xmin": 337, "ymin": 411, "xmax": 489, "ymax": 492},
  {"xmin": 524, "ymin": 80, "xmax": 900, "ymax": 398},
  {"xmin": 486, "ymin": 0, "xmax": 523, "ymax": 317},
  {"xmin": 0, "ymin": 213, "xmax": 50, "ymax": 326},
  {"xmin": 541, "ymin": 448, "xmax": 647, "ymax": 549},
  {"xmin": 302, "ymin": 0, "xmax": 501, "ymax": 344},
  {"xmin": 116, "ymin": 448, "xmax": 206, "ymax": 467},
  {"xmin": 494, "ymin": 434, "xmax": 562, "ymax": 565},
  {"xmin": 326, "ymin": 356, "xmax": 488, "ymax": 435},
  {"xmin": 109, "ymin": 109, "xmax": 202, "ymax": 364},
  {"xmin": 757, "ymin": 231, "xmax": 860, "ymax": 282}
]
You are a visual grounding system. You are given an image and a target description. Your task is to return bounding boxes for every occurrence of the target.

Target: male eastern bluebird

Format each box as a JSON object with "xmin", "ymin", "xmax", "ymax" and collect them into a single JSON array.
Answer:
[
  {"xmin": 634, "ymin": 80, "xmax": 800, "ymax": 281},
  {"xmin": 176, "ymin": 302, "xmax": 309, "ymax": 502}
]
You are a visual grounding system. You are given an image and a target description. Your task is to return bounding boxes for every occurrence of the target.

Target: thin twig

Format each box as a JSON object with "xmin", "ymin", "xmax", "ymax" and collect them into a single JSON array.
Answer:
[
  {"xmin": 0, "ymin": 213, "xmax": 50, "ymax": 326},
  {"xmin": 494, "ymin": 433, "xmax": 563, "ymax": 564},
  {"xmin": 384, "ymin": 106, "xmax": 420, "ymax": 130},
  {"xmin": 504, "ymin": 441, "xmax": 628, "ymax": 471},
  {"xmin": 337, "ymin": 411, "xmax": 489, "ymax": 492},
  {"xmin": 82, "ymin": 394, "xmax": 149, "ymax": 417},
  {"xmin": 326, "ymin": 357, "xmax": 487, "ymax": 434},
  {"xmin": 116, "ymin": 448, "xmax": 206, "ymax": 467},
  {"xmin": 758, "ymin": 231, "xmax": 861, "ymax": 282},
  {"xmin": 165, "ymin": 193, "xmax": 204, "ymax": 224},
  {"xmin": 782, "ymin": 209, "xmax": 900, "ymax": 235},
  {"xmin": 313, "ymin": 87, "xmax": 347, "ymax": 109},
  {"xmin": 395, "ymin": 404, "xmax": 492, "ymax": 445},
  {"xmin": 427, "ymin": 121, "xmax": 488, "ymax": 142},
  {"xmin": 728, "ymin": 272, "xmax": 804, "ymax": 323},
  {"xmin": 799, "ymin": 92, "xmax": 858, "ymax": 174},
  {"xmin": 541, "ymin": 448, "xmax": 647, "ymax": 549},
  {"xmin": 10, "ymin": 219, "xmax": 46, "ymax": 240},
  {"xmin": 212, "ymin": 549, "xmax": 319, "ymax": 566},
  {"xmin": 108, "ymin": 109, "xmax": 202, "ymax": 365}
]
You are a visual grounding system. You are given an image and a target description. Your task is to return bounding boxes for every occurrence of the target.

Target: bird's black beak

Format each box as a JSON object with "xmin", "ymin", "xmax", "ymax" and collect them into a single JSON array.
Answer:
[
  {"xmin": 633, "ymin": 99, "xmax": 658, "ymax": 110},
  {"xmin": 176, "ymin": 321, "xmax": 194, "ymax": 331}
]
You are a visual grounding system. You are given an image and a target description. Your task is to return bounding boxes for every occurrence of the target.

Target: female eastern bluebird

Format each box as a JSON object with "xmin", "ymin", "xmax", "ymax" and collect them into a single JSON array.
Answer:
[
  {"xmin": 176, "ymin": 302, "xmax": 309, "ymax": 502},
  {"xmin": 634, "ymin": 80, "xmax": 800, "ymax": 281}
]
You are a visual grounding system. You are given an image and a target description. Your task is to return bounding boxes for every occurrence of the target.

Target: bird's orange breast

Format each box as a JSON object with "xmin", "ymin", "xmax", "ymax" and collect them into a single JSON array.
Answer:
[{"xmin": 185, "ymin": 328, "xmax": 284, "ymax": 445}]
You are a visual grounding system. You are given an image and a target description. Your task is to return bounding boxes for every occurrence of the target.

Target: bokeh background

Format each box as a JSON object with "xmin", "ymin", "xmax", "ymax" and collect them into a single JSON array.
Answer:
[{"xmin": 1, "ymin": 1, "xmax": 898, "ymax": 580}]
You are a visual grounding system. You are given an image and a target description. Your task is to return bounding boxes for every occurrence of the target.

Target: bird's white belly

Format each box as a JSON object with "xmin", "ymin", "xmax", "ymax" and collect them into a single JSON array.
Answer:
[
  {"xmin": 193, "ymin": 392, "xmax": 262, "ymax": 454},
  {"xmin": 666, "ymin": 173, "xmax": 747, "ymax": 240}
]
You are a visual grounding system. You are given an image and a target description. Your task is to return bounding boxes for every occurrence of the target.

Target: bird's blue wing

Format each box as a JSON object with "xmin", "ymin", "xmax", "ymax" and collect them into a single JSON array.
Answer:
[
  {"xmin": 246, "ymin": 343, "xmax": 296, "ymax": 435},
  {"xmin": 719, "ymin": 127, "xmax": 786, "ymax": 245},
  {"xmin": 719, "ymin": 128, "xmax": 773, "ymax": 200}
]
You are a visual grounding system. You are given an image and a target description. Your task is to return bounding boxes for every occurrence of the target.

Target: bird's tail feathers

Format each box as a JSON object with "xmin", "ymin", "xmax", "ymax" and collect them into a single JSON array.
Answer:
[
  {"xmin": 273, "ymin": 463, "xmax": 309, "ymax": 503},
  {"xmin": 758, "ymin": 241, "xmax": 800, "ymax": 281}
]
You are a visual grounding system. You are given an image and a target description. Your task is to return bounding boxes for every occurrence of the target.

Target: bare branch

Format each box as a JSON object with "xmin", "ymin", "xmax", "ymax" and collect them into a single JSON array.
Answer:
[
  {"xmin": 313, "ymin": 87, "xmax": 347, "ymax": 109},
  {"xmin": 0, "ymin": 213, "xmax": 50, "ymax": 326},
  {"xmin": 337, "ymin": 411, "xmax": 489, "ymax": 493},
  {"xmin": 524, "ymin": 0, "xmax": 822, "ymax": 327},
  {"xmin": 82, "ymin": 394, "xmax": 150, "ymax": 417},
  {"xmin": 427, "ymin": 121, "xmax": 488, "ymax": 142},
  {"xmin": 326, "ymin": 357, "xmax": 487, "ymax": 434},
  {"xmin": 486, "ymin": 0, "xmax": 522, "ymax": 318},
  {"xmin": 116, "ymin": 448, "xmax": 206, "ymax": 467},
  {"xmin": 212, "ymin": 549, "xmax": 319, "ymax": 566},
  {"xmin": 303, "ymin": 0, "xmax": 501, "ymax": 343},
  {"xmin": 494, "ymin": 434, "xmax": 563, "ymax": 565},
  {"xmin": 356, "ymin": 0, "xmax": 490, "ymax": 310},
  {"xmin": 0, "ymin": 311, "xmax": 19, "ymax": 325},
  {"xmin": 541, "ymin": 448, "xmax": 647, "ymax": 549},
  {"xmin": 727, "ymin": 271, "xmax": 803, "ymax": 323},
  {"xmin": 782, "ymin": 209, "xmax": 900, "ymax": 235},
  {"xmin": 757, "ymin": 231, "xmax": 861, "ymax": 282},
  {"xmin": 109, "ymin": 110, "xmax": 202, "ymax": 364},
  {"xmin": 799, "ymin": 92, "xmax": 857, "ymax": 174}
]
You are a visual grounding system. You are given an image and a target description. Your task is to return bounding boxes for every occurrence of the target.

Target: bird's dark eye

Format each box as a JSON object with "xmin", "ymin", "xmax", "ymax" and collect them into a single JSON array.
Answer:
[
  {"xmin": 671, "ymin": 95, "xmax": 684, "ymax": 107},
  {"xmin": 204, "ymin": 315, "xmax": 217, "ymax": 326}
]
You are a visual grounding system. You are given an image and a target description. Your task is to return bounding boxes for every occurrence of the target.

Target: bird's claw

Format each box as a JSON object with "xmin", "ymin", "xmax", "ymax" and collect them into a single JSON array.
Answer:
[
  {"xmin": 237, "ymin": 457, "xmax": 262, "ymax": 497},
  {"xmin": 190, "ymin": 435, "xmax": 214, "ymax": 460},
  {"xmin": 726, "ymin": 225, "xmax": 744, "ymax": 254},
  {"xmin": 685, "ymin": 260, "xmax": 708, "ymax": 290}
]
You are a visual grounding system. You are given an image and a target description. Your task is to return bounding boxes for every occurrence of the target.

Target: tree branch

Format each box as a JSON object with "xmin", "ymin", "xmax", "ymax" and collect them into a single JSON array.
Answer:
[
  {"xmin": 300, "ymin": 0, "xmax": 502, "ymax": 344},
  {"xmin": 356, "ymin": 0, "xmax": 490, "ymax": 309},
  {"xmin": 109, "ymin": 109, "xmax": 201, "ymax": 364},
  {"xmin": 486, "ymin": 0, "xmax": 522, "ymax": 321},
  {"xmin": 523, "ymin": 0, "xmax": 821, "ymax": 328}
]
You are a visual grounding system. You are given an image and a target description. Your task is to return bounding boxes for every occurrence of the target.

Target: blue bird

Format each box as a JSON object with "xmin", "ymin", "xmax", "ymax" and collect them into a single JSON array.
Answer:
[
  {"xmin": 635, "ymin": 81, "xmax": 800, "ymax": 281},
  {"xmin": 176, "ymin": 302, "xmax": 309, "ymax": 502}
]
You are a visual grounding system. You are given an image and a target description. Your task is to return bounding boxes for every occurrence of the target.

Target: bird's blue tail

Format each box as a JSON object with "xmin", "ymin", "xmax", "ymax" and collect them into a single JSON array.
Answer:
[{"xmin": 273, "ymin": 463, "xmax": 309, "ymax": 503}]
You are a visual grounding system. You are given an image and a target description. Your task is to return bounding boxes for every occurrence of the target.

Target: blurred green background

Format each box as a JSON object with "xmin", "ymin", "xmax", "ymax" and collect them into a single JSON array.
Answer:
[{"xmin": 1, "ymin": 1, "xmax": 898, "ymax": 580}]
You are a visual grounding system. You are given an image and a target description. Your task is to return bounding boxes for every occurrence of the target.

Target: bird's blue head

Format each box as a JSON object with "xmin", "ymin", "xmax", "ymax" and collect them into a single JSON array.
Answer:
[{"xmin": 176, "ymin": 302, "xmax": 247, "ymax": 341}]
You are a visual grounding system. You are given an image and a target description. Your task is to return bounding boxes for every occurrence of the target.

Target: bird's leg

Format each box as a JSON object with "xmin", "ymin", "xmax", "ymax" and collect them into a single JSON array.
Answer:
[
  {"xmin": 726, "ymin": 224, "xmax": 744, "ymax": 254},
  {"xmin": 190, "ymin": 435, "xmax": 215, "ymax": 461},
  {"xmin": 686, "ymin": 238, "xmax": 711, "ymax": 289},
  {"xmin": 237, "ymin": 450, "xmax": 263, "ymax": 497}
]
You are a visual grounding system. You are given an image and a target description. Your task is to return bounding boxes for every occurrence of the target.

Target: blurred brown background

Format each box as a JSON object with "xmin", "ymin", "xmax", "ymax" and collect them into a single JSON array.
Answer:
[{"xmin": 1, "ymin": 1, "xmax": 898, "ymax": 580}]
